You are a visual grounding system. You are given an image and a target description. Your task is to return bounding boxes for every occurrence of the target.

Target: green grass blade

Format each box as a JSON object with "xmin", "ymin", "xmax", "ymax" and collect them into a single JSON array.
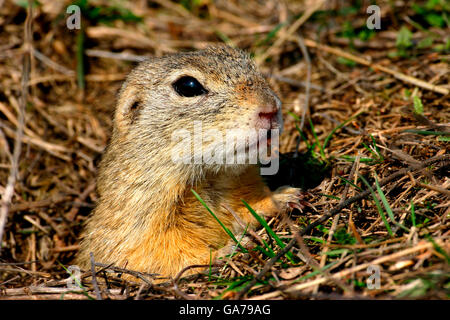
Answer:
[
  {"xmin": 358, "ymin": 174, "xmax": 394, "ymax": 237},
  {"xmin": 255, "ymin": 236, "xmax": 276, "ymax": 258},
  {"xmin": 318, "ymin": 193, "xmax": 341, "ymax": 200},
  {"xmin": 375, "ymin": 177, "xmax": 410, "ymax": 232},
  {"xmin": 426, "ymin": 235, "xmax": 450, "ymax": 264},
  {"xmin": 214, "ymin": 30, "xmax": 233, "ymax": 45},
  {"xmin": 256, "ymin": 22, "xmax": 285, "ymax": 46},
  {"xmin": 214, "ymin": 276, "xmax": 257, "ymax": 299},
  {"xmin": 339, "ymin": 155, "xmax": 376, "ymax": 163},
  {"xmin": 241, "ymin": 200, "xmax": 296, "ymax": 263},
  {"xmin": 361, "ymin": 141, "xmax": 382, "ymax": 162},
  {"xmin": 76, "ymin": 27, "xmax": 85, "ymax": 90},
  {"xmin": 321, "ymin": 249, "xmax": 349, "ymax": 256},
  {"xmin": 412, "ymin": 95, "xmax": 424, "ymax": 115},
  {"xmin": 255, "ymin": 245, "xmax": 276, "ymax": 258},
  {"xmin": 288, "ymin": 112, "xmax": 311, "ymax": 150},
  {"xmin": 338, "ymin": 175, "xmax": 363, "ymax": 191},
  {"xmin": 209, "ymin": 248, "xmax": 213, "ymax": 281},
  {"xmin": 295, "ymin": 124, "xmax": 312, "ymax": 150},
  {"xmin": 410, "ymin": 200, "xmax": 416, "ymax": 227},
  {"xmin": 309, "ymin": 118, "xmax": 326, "ymax": 161},
  {"xmin": 402, "ymin": 129, "xmax": 450, "ymax": 136},
  {"xmin": 293, "ymin": 260, "xmax": 338, "ymax": 283},
  {"xmin": 308, "ymin": 237, "xmax": 326, "ymax": 244},
  {"xmin": 323, "ymin": 112, "xmax": 363, "ymax": 150},
  {"xmin": 218, "ymin": 224, "xmax": 250, "ymax": 280},
  {"xmin": 369, "ymin": 134, "xmax": 383, "ymax": 161},
  {"xmin": 288, "ymin": 111, "xmax": 301, "ymax": 122},
  {"xmin": 192, "ymin": 189, "xmax": 247, "ymax": 253},
  {"xmin": 57, "ymin": 261, "xmax": 94, "ymax": 300}
]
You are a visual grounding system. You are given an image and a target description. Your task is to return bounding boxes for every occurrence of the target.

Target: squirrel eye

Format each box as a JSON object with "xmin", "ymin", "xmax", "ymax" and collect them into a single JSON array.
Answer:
[{"xmin": 172, "ymin": 76, "xmax": 208, "ymax": 97}]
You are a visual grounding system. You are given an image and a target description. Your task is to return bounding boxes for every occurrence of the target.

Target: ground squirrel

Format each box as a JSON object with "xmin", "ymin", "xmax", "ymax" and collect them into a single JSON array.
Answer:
[{"xmin": 76, "ymin": 46, "xmax": 302, "ymax": 280}]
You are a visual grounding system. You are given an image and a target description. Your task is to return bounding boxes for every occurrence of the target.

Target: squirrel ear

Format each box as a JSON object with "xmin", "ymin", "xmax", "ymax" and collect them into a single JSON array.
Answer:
[{"xmin": 115, "ymin": 86, "xmax": 141, "ymax": 133}]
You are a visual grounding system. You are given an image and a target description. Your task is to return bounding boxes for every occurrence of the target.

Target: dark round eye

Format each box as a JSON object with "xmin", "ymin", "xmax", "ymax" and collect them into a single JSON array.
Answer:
[{"xmin": 172, "ymin": 76, "xmax": 208, "ymax": 97}]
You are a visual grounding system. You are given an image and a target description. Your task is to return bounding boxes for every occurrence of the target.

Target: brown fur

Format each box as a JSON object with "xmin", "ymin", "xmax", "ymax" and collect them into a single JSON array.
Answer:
[{"xmin": 75, "ymin": 46, "xmax": 301, "ymax": 280}]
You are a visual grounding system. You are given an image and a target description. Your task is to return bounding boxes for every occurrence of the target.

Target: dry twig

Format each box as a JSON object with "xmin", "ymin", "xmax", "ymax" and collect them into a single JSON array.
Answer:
[
  {"xmin": 236, "ymin": 154, "xmax": 450, "ymax": 299},
  {"xmin": 0, "ymin": 0, "xmax": 32, "ymax": 250}
]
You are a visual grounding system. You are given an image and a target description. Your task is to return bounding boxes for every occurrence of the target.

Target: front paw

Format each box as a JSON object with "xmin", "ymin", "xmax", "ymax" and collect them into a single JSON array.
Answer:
[{"xmin": 272, "ymin": 186, "xmax": 305, "ymax": 213}]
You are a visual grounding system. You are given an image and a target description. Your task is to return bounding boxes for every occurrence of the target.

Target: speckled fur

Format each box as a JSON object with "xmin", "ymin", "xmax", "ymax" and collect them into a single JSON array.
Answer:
[{"xmin": 75, "ymin": 46, "xmax": 300, "ymax": 280}]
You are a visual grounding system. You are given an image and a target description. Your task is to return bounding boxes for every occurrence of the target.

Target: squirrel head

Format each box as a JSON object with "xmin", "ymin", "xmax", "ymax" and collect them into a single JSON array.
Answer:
[{"xmin": 112, "ymin": 45, "xmax": 282, "ymax": 172}]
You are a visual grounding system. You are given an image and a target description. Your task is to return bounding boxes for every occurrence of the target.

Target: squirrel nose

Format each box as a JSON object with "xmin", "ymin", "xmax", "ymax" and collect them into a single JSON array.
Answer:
[
  {"xmin": 258, "ymin": 110, "xmax": 278, "ymax": 121},
  {"xmin": 258, "ymin": 93, "xmax": 281, "ymax": 120}
]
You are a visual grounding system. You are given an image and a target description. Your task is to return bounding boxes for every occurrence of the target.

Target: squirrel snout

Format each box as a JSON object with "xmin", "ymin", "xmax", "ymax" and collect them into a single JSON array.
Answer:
[
  {"xmin": 258, "ymin": 110, "xmax": 278, "ymax": 120},
  {"xmin": 257, "ymin": 107, "xmax": 282, "ymax": 130},
  {"xmin": 256, "ymin": 94, "xmax": 282, "ymax": 130}
]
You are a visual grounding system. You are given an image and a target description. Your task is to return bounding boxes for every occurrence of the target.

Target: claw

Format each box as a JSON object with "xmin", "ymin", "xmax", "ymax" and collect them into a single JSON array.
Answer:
[
  {"xmin": 272, "ymin": 186, "xmax": 308, "ymax": 214},
  {"xmin": 288, "ymin": 201, "xmax": 304, "ymax": 212}
]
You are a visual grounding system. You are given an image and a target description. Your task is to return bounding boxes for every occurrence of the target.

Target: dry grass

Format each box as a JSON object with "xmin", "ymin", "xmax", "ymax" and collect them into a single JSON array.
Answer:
[{"xmin": 0, "ymin": 0, "xmax": 449, "ymax": 300}]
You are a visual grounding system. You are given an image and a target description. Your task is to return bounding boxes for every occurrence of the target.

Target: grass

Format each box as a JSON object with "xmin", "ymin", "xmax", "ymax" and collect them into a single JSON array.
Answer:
[
  {"xmin": 410, "ymin": 201, "xmax": 417, "ymax": 228},
  {"xmin": 289, "ymin": 111, "xmax": 364, "ymax": 164},
  {"xmin": 361, "ymin": 135, "xmax": 384, "ymax": 163},
  {"xmin": 192, "ymin": 189, "xmax": 297, "ymax": 266},
  {"xmin": 358, "ymin": 174, "xmax": 395, "ymax": 237},
  {"xmin": 413, "ymin": 95, "xmax": 425, "ymax": 115},
  {"xmin": 242, "ymin": 200, "xmax": 296, "ymax": 263},
  {"xmin": 374, "ymin": 176, "xmax": 410, "ymax": 233},
  {"xmin": 58, "ymin": 261, "xmax": 93, "ymax": 300},
  {"xmin": 75, "ymin": 27, "xmax": 85, "ymax": 90},
  {"xmin": 191, "ymin": 189, "xmax": 247, "ymax": 253}
]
